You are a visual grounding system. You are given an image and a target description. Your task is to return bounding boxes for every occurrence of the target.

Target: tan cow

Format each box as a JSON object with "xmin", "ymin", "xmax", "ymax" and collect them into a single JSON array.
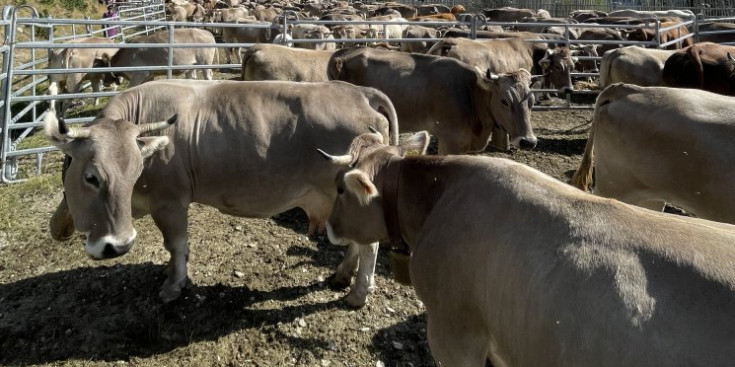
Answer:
[
  {"xmin": 400, "ymin": 25, "xmax": 437, "ymax": 53},
  {"xmin": 98, "ymin": 29, "xmax": 215, "ymax": 87},
  {"xmin": 212, "ymin": 6, "xmax": 250, "ymax": 22},
  {"xmin": 427, "ymin": 37, "xmax": 576, "ymax": 92},
  {"xmin": 47, "ymin": 37, "xmax": 120, "ymax": 110},
  {"xmin": 328, "ymin": 47, "xmax": 537, "ymax": 154},
  {"xmin": 45, "ymin": 79, "xmax": 399, "ymax": 307},
  {"xmin": 168, "ymin": 3, "xmax": 205, "ymax": 22},
  {"xmin": 241, "ymin": 44, "xmax": 333, "ymax": 82},
  {"xmin": 292, "ymin": 24, "xmax": 336, "ymax": 50},
  {"xmin": 221, "ymin": 19, "xmax": 277, "ymax": 64},
  {"xmin": 320, "ymin": 130, "xmax": 735, "ymax": 367},
  {"xmin": 599, "ymin": 46, "xmax": 675, "ymax": 87},
  {"xmin": 573, "ymin": 84, "xmax": 735, "ymax": 223}
]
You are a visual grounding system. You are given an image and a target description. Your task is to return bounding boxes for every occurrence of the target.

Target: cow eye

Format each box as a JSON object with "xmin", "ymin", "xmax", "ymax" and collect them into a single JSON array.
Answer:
[
  {"xmin": 84, "ymin": 173, "xmax": 100, "ymax": 188},
  {"xmin": 501, "ymin": 99, "xmax": 510, "ymax": 107},
  {"xmin": 337, "ymin": 187, "xmax": 345, "ymax": 195}
]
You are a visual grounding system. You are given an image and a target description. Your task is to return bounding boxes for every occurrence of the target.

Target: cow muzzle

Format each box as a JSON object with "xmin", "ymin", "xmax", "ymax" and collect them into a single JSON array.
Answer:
[
  {"xmin": 512, "ymin": 136, "xmax": 538, "ymax": 150},
  {"xmin": 84, "ymin": 230, "xmax": 137, "ymax": 260},
  {"xmin": 325, "ymin": 222, "xmax": 349, "ymax": 247}
]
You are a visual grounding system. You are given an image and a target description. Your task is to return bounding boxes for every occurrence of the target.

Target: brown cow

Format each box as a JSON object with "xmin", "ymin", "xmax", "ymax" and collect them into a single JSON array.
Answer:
[
  {"xmin": 661, "ymin": 42, "xmax": 735, "ymax": 95},
  {"xmin": 599, "ymin": 46, "xmax": 675, "ymax": 87},
  {"xmin": 241, "ymin": 44, "xmax": 333, "ymax": 82},
  {"xmin": 320, "ymin": 130, "xmax": 735, "ymax": 367},
  {"xmin": 482, "ymin": 6, "xmax": 536, "ymax": 22},
  {"xmin": 328, "ymin": 47, "xmax": 537, "ymax": 154},
  {"xmin": 98, "ymin": 29, "xmax": 216, "ymax": 87},
  {"xmin": 573, "ymin": 83, "xmax": 735, "ymax": 223},
  {"xmin": 625, "ymin": 21, "xmax": 693, "ymax": 49},
  {"xmin": 426, "ymin": 37, "xmax": 575, "ymax": 92},
  {"xmin": 45, "ymin": 79, "xmax": 400, "ymax": 307}
]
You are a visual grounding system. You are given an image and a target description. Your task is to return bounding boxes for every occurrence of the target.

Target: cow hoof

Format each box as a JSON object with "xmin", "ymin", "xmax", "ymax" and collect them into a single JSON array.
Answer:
[
  {"xmin": 159, "ymin": 286, "xmax": 182, "ymax": 303},
  {"xmin": 329, "ymin": 273, "xmax": 351, "ymax": 290},
  {"xmin": 344, "ymin": 289, "xmax": 368, "ymax": 308}
]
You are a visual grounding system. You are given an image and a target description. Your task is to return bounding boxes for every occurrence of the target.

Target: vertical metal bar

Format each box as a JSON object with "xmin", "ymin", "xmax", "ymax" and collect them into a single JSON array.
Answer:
[
  {"xmin": 470, "ymin": 14, "xmax": 477, "ymax": 40},
  {"xmin": 0, "ymin": 6, "xmax": 12, "ymax": 175},
  {"xmin": 167, "ymin": 23, "xmax": 173, "ymax": 79}
]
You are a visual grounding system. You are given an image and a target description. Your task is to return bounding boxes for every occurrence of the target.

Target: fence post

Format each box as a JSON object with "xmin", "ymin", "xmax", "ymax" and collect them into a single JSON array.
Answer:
[
  {"xmin": 167, "ymin": 23, "xmax": 174, "ymax": 79},
  {"xmin": 470, "ymin": 14, "xmax": 477, "ymax": 40},
  {"xmin": 85, "ymin": 16, "xmax": 92, "ymax": 36},
  {"xmin": 0, "ymin": 5, "xmax": 12, "ymax": 173}
]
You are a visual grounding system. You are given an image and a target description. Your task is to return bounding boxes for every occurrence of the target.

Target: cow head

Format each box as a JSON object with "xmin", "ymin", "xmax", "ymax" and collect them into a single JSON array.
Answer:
[
  {"xmin": 44, "ymin": 110, "xmax": 176, "ymax": 259},
  {"xmin": 572, "ymin": 44, "xmax": 599, "ymax": 73},
  {"xmin": 538, "ymin": 47, "xmax": 577, "ymax": 92},
  {"xmin": 93, "ymin": 53, "xmax": 124, "ymax": 86},
  {"xmin": 319, "ymin": 131, "xmax": 430, "ymax": 246},
  {"xmin": 475, "ymin": 68, "xmax": 537, "ymax": 150}
]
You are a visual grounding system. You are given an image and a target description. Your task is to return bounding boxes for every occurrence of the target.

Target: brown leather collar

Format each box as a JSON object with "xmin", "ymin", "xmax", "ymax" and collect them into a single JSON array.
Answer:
[{"xmin": 381, "ymin": 155, "xmax": 410, "ymax": 254}]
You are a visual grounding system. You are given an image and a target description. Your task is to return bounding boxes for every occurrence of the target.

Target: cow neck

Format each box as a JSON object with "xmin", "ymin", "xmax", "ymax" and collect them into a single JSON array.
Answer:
[
  {"xmin": 380, "ymin": 155, "xmax": 410, "ymax": 255},
  {"xmin": 472, "ymin": 83, "xmax": 503, "ymax": 137}
]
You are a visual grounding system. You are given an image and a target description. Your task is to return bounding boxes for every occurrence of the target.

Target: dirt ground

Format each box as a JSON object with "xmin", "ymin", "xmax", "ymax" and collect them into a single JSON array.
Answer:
[{"xmin": 0, "ymin": 88, "xmax": 593, "ymax": 366}]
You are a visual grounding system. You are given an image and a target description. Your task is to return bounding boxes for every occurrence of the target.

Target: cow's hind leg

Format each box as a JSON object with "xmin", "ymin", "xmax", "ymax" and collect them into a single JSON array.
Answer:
[{"xmin": 151, "ymin": 205, "xmax": 190, "ymax": 303}]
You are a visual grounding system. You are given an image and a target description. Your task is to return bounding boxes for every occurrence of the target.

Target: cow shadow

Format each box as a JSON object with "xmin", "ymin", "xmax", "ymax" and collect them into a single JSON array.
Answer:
[
  {"xmin": 370, "ymin": 314, "xmax": 435, "ymax": 367},
  {"xmin": 0, "ymin": 263, "xmax": 351, "ymax": 365},
  {"xmin": 274, "ymin": 208, "xmax": 394, "ymax": 280},
  {"xmin": 534, "ymin": 136, "xmax": 587, "ymax": 156}
]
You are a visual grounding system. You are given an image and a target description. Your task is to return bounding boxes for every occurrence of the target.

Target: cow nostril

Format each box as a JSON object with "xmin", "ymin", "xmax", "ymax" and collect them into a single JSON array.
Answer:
[{"xmin": 103, "ymin": 243, "xmax": 118, "ymax": 258}]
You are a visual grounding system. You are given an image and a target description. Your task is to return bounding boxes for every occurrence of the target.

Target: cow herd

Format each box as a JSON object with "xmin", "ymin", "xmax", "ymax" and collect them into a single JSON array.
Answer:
[{"xmin": 40, "ymin": 1, "xmax": 735, "ymax": 366}]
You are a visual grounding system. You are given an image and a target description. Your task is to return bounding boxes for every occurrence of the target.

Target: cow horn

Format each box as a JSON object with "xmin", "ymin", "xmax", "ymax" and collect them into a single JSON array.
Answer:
[
  {"xmin": 138, "ymin": 115, "xmax": 177, "ymax": 135},
  {"xmin": 728, "ymin": 52, "xmax": 735, "ymax": 62},
  {"xmin": 316, "ymin": 149, "xmax": 353, "ymax": 165},
  {"xmin": 59, "ymin": 117, "xmax": 91, "ymax": 139}
]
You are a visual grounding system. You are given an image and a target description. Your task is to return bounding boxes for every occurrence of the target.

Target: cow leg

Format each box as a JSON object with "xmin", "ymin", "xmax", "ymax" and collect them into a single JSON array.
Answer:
[
  {"xmin": 225, "ymin": 47, "xmax": 233, "ymax": 64},
  {"xmin": 344, "ymin": 241, "xmax": 378, "ymax": 308},
  {"xmin": 234, "ymin": 47, "xmax": 242, "ymax": 64},
  {"xmin": 333, "ymin": 242, "xmax": 359, "ymax": 288},
  {"xmin": 203, "ymin": 68, "xmax": 213, "ymax": 81},
  {"xmin": 151, "ymin": 205, "xmax": 190, "ymax": 303},
  {"xmin": 91, "ymin": 79, "xmax": 103, "ymax": 106},
  {"xmin": 426, "ymin": 316, "xmax": 491, "ymax": 367}
]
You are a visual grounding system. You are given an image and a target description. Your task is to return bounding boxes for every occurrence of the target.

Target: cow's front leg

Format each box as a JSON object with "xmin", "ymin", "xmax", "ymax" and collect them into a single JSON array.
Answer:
[
  {"xmin": 344, "ymin": 241, "xmax": 378, "ymax": 308},
  {"xmin": 333, "ymin": 242, "xmax": 359, "ymax": 288},
  {"xmin": 151, "ymin": 205, "xmax": 190, "ymax": 303}
]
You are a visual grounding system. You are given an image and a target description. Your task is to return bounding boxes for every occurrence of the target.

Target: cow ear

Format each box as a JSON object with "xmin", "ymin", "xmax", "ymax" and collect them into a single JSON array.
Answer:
[
  {"xmin": 474, "ymin": 67, "xmax": 497, "ymax": 91},
  {"xmin": 344, "ymin": 169, "xmax": 378, "ymax": 206},
  {"xmin": 399, "ymin": 131, "xmax": 430, "ymax": 156},
  {"xmin": 137, "ymin": 136, "xmax": 170, "ymax": 158}
]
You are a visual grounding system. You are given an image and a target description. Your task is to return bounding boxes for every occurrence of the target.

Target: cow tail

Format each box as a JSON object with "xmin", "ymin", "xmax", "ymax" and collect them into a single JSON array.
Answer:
[
  {"xmin": 571, "ymin": 109, "xmax": 596, "ymax": 191},
  {"xmin": 240, "ymin": 47, "xmax": 256, "ymax": 80},
  {"xmin": 369, "ymin": 91, "xmax": 400, "ymax": 146}
]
